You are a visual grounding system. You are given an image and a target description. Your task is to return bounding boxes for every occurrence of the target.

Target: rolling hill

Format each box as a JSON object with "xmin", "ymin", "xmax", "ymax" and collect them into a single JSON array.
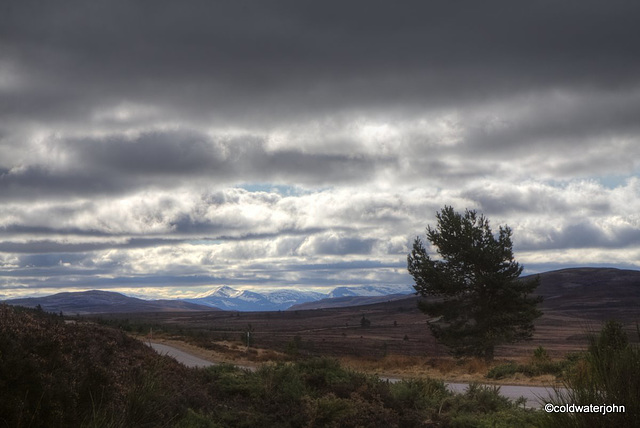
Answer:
[
  {"xmin": 3, "ymin": 290, "xmax": 218, "ymax": 314},
  {"xmin": 292, "ymin": 267, "xmax": 640, "ymax": 315}
]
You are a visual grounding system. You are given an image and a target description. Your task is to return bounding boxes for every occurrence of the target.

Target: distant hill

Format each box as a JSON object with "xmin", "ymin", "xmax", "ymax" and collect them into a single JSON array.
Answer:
[
  {"xmin": 532, "ymin": 267, "xmax": 640, "ymax": 320},
  {"xmin": 3, "ymin": 290, "xmax": 218, "ymax": 314},
  {"xmin": 288, "ymin": 293, "xmax": 415, "ymax": 310},
  {"xmin": 290, "ymin": 267, "xmax": 640, "ymax": 316}
]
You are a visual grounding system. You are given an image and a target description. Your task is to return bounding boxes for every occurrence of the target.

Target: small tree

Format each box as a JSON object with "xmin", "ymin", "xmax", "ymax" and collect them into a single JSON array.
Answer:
[
  {"xmin": 407, "ymin": 206, "xmax": 542, "ymax": 361},
  {"xmin": 360, "ymin": 315, "xmax": 371, "ymax": 328}
]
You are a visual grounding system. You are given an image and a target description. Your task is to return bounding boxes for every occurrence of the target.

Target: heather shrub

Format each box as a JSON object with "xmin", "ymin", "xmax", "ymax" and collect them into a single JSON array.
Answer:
[
  {"xmin": 542, "ymin": 320, "xmax": 640, "ymax": 428},
  {"xmin": 390, "ymin": 378, "xmax": 448, "ymax": 411},
  {"xmin": 444, "ymin": 384, "xmax": 537, "ymax": 428},
  {"xmin": 486, "ymin": 362, "xmax": 519, "ymax": 379},
  {"xmin": 389, "ymin": 378, "xmax": 450, "ymax": 427},
  {"xmin": 532, "ymin": 345, "xmax": 550, "ymax": 363}
]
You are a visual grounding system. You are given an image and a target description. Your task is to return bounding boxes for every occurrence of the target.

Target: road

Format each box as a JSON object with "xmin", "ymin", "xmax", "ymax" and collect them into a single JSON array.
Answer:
[
  {"xmin": 147, "ymin": 341, "xmax": 561, "ymax": 408},
  {"xmin": 446, "ymin": 382, "xmax": 560, "ymax": 408},
  {"xmin": 148, "ymin": 342, "xmax": 215, "ymax": 368}
]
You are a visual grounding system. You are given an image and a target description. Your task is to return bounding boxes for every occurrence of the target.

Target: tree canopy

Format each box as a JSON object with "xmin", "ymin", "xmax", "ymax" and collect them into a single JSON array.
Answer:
[{"xmin": 407, "ymin": 206, "xmax": 542, "ymax": 361}]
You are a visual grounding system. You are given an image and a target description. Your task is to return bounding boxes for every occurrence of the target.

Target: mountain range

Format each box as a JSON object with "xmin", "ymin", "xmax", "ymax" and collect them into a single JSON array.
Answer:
[
  {"xmin": 4, "ymin": 268, "xmax": 639, "ymax": 315},
  {"xmin": 184, "ymin": 284, "xmax": 415, "ymax": 311},
  {"xmin": 2, "ymin": 284, "xmax": 415, "ymax": 314}
]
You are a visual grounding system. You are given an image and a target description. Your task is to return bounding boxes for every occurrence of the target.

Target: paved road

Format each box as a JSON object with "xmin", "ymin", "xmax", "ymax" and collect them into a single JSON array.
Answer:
[
  {"xmin": 446, "ymin": 382, "xmax": 560, "ymax": 409},
  {"xmin": 378, "ymin": 377, "xmax": 559, "ymax": 409},
  {"xmin": 147, "ymin": 341, "xmax": 560, "ymax": 408},
  {"xmin": 148, "ymin": 342, "xmax": 215, "ymax": 368}
]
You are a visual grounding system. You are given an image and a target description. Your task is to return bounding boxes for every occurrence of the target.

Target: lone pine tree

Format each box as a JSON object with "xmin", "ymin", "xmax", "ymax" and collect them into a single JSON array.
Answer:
[{"xmin": 407, "ymin": 206, "xmax": 542, "ymax": 361}]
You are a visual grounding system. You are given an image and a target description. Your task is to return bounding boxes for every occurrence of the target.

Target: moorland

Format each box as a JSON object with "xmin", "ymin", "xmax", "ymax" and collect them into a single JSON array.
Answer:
[
  {"xmin": 92, "ymin": 268, "xmax": 640, "ymax": 381},
  {"xmin": 2, "ymin": 267, "xmax": 639, "ymax": 427}
]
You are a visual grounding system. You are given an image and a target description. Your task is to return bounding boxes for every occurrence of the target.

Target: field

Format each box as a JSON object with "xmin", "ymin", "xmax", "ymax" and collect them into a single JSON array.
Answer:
[
  {"xmin": 87, "ymin": 268, "xmax": 640, "ymax": 387},
  {"xmin": 93, "ymin": 295, "xmax": 637, "ymax": 385}
]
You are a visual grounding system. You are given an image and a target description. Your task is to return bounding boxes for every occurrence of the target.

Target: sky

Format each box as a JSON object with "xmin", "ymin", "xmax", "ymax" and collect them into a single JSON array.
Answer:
[{"xmin": 1, "ymin": 1, "xmax": 640, "ymax": 299}]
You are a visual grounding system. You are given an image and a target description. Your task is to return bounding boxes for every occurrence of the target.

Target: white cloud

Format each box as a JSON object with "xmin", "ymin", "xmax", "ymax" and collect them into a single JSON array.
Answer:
[{"xmin": 2, "ymin": 1, "xmax": 640, "ymax": 298}]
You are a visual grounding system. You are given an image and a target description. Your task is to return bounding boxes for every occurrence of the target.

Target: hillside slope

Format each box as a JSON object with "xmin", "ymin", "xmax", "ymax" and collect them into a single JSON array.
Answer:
[
  {"xmin": 0, "ymin": 304, "xmax": 197, "ymax": 427},
  {"xmin": 532, "ymin": 267, "xmax": 640, "ymax": 319},
  {"xmin": 3, "ymin": 290, "xmax": 217, "ymax": 314},
  {"xmin": 289, "ymin": 293, "xmax": 415, "ymax": 310}
]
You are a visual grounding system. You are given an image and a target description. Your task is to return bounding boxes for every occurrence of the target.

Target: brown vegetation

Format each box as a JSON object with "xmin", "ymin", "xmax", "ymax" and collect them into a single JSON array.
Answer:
[
  {"xmin": 96, "ymin": 287, "xmax": 637, "ymax": 361},
  {"xmin": 1, "ymin": 304, "xmax": 543, "ymax": 427}
]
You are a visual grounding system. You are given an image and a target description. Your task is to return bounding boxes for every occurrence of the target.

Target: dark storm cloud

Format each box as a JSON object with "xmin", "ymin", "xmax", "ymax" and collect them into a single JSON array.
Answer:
[
  {"xmin": 460, "ymin": 92, "xmax": 640, "ymax": 161},
  {"xmin": 3, "ymin": 0, "xmax": 640, "ymax": 124},
  {"xmin": 0, "ymin": 274, "xmax": 224, "ymax": 290},
  {"xmin": 0, "ymin": 130, "xmax": 392, "ymax": 198},
  {"xmin": 461, "ymin": 185, "xmax": 608, "ymax": 217},
  {"xmin": 2, "ymin": 0, "xmax": 640, "ymax": 191},
  {"xmin": 522, "ymin": 221, "xmax": 640, "ymax": 252},
  {"xmin": 75, "ymin": 131, "xmax": 231, "ymax": 176},
  {"xmin": 310, "ymin": 235, "xmax": 376, "ymax": 256},
  {"xmin": 281, "ymin": 260, "xmax": 404, "ymax": 272},
  {"xmin": 1, "ymin": 225, "xmax": 112, "ymax": 237},
  {"xmin": 0, "ymin": 165, "xmax": 128, "ymax": 199},
  {"xmin": 0, "ymin": 267, "xmax": 110, "ymax": 279},
  {"xmin": 0, "ymin": 238, "xmax": 185, "ymax": 254},
  {"xmin": 0, "ymin": 270, "xmax": 394, "ymax": 292},
  {"xmin": 18, "ymin": 253, "xmax": 87, "ymax": 268},
  {"xmin": 170, "ymin": 222, "xmax": 330, "ymax": 242}
]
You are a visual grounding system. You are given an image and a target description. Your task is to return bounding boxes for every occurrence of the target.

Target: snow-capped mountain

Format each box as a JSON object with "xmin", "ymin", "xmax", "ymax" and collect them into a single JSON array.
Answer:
[
  {"xmin": 187, "ymin": 287, "xmax": 272, "ymax": 310},
  {"xmin": 186, "ymin": 285, "xmax": 413, "ymax": 311},
  {"xmin": 263, "ymin": 289, "xmax": 326, "ymax": 306},
  {"xmin": 195, "ymin": 285, "xmax": 242, "ymax": 299}
]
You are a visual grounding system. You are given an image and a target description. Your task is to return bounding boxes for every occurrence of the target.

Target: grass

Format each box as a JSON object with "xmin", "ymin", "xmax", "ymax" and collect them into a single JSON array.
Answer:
[
  {"xmin": 339, "ymin": 353, "xmax": 561, "ymax": 386},
  {"xmin": 486, "ymin": 359, "xmax": 575, "ymax": 380}
]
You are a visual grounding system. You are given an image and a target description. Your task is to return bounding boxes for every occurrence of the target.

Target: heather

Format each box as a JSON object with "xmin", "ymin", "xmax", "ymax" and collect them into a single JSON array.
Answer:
[
  {"xmin": 1, "ymin": 304, "xmax": 542, "ymax": 427},
  {"xmin": 0, "ymin": 304, "xmax": 200, "ymax": 427}
]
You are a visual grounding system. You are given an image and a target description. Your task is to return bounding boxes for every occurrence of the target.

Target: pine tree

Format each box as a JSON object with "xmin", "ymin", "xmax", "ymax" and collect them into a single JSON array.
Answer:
[{"xmin": 407, "ymin": 206, "xmax": 542, "ymax": 361}]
